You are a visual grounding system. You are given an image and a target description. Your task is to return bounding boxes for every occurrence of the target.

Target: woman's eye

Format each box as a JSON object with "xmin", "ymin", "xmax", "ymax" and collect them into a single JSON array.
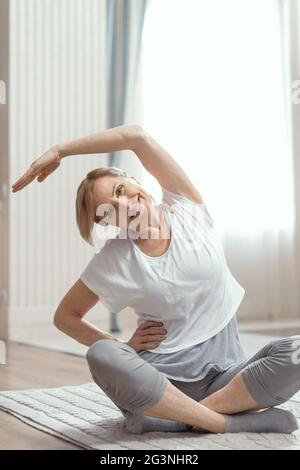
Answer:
[{"xmin": 116, "ymin": 185, "xmax": 124, "ymax": 197}]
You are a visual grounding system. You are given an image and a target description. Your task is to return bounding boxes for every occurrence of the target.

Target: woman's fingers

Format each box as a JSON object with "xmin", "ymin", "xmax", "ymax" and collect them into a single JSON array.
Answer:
[
  {"xmin": 138, "ymin": 321, "xmax": 167, "ymax": 340},
  {"xmin": 12, "ymin": 149, "xmax": 61, "ymax": 193},
  {"xmin": 37, "ymin": 173, "xmax": 49, "ymax": 183},
  {"xmin": 12, "ymin": 171, "xmax": 37, "ymax": 192},
  {"xmin": 12, "ymin": 160, "xmax": 60, "ymax": 192},
  {"xmin": 12, "ymin": 171, "xmax": 32, "ymax": 190},
  {"xmin": 143, "ymin": 327, "xmax": 167, "ymax": 335},
  {"xmin": 141, "ymin": 334, "xmax": 167, "ymax": 344},
  {"xmin": 139, "ymin": 321, "xmax": 164, "ymax": 330},
  {"xmin": 12, "ymin": 164, "xmax": 39, "ymax": 191},
  {"xmin": 37, "ymin": 166, "xmax": 55, "ymax": 182},
  {"xmin": 12, "ymin": 177, "xmax": 35, "ymax": 192},
  {"xmin": 138, "ymin": 322, "xmax": 166, "ymax": 334},
  {"xmin": 132, "ymin": 320, "xmax": 167, "ymax": 351}
]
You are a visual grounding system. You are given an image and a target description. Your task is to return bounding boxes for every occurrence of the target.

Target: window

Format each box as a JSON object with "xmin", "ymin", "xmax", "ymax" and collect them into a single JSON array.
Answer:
[{"xmin": 141, "ymin": 0, "xmax": 295, "ymax": 235}]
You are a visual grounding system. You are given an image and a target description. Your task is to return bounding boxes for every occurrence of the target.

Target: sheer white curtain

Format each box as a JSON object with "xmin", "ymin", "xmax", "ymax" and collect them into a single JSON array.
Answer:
[{"xmin": 141, "ymin": 0, "xmax": 299, "ymax": 321}]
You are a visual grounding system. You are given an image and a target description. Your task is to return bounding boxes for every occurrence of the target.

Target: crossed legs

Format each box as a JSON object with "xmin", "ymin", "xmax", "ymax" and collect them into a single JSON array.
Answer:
[
  {"xmin": 86, "ymin": 336, "xmax": 300, "ymax": 434},
  {"xmin": 86, "ymin": 339, "xmax": 226, "ymax": 433}
]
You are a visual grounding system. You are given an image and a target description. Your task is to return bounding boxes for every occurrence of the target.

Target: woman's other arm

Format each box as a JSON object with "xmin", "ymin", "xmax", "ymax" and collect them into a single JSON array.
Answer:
[
  {"xmin": 54, "ymin": 278, "xmax": 168, "ymax": 351},
  {"xmin": 53, "ymin": 279, "xmax": 120, "ymax": 347}
]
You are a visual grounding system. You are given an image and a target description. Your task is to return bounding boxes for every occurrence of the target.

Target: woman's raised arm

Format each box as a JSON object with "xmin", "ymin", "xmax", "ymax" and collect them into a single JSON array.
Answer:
[
  {"xmin": 12, "ymin": 124, "xmax": 210, "ymax": 218},
  {"xmin": 11, "ymin": 125, "xmax": 143, "ymax": 192}
]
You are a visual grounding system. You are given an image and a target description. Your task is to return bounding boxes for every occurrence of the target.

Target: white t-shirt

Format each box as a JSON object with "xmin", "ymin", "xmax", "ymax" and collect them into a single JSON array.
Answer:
[{"xmin": 80, "ymin": 187, "xmax": 245, "ymax": 353}]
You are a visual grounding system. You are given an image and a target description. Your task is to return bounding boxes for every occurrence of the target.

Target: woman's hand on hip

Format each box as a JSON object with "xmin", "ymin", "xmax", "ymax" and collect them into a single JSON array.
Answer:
[
  {"xmin": 12, "ymin": 147, "xmax": 61, "ymax": 192},
  {"xmin": 126, "ymin": 321, "xmax": 167, "ymax": 352}
]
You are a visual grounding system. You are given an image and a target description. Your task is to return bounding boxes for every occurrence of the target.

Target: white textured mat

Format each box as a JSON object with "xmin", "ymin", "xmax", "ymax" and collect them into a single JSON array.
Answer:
[{"xmin": 1, "ymin": 383, "xmax": 300, "ymax": 450}]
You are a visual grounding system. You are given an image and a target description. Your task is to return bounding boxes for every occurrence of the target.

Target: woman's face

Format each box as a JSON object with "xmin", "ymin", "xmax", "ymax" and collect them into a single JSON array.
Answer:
[{"xmin": 92, "ymin": 175, "xmax": 154, "ymax": 232}]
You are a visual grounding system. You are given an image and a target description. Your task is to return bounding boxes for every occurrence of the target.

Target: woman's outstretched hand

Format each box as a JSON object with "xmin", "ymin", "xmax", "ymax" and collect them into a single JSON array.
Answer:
[
  {"xmin": 126, "ymin": 321, "xmax": 167, "ymax": 353},
  {"xmin": 11, "ymin": 147, "xmax": 61, "ymax": 192}
]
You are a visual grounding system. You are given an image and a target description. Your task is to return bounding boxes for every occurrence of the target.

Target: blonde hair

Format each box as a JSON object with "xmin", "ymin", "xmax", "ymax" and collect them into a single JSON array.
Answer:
[{"xmin": 76, "ymin": 167, "xmax": 130, "ymax": 245}]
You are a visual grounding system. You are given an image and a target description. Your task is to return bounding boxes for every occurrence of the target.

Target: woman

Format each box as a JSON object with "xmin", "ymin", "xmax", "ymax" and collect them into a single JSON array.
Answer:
[{"xmin": 12, "ymin": 124, "xmax": 300, "ymax": 435}]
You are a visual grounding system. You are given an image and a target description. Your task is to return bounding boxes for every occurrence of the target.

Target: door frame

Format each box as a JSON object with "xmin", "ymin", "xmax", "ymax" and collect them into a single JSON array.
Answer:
[{"xmin": 0, "ymin": 0, "xmax": 9, "ymax": 343}]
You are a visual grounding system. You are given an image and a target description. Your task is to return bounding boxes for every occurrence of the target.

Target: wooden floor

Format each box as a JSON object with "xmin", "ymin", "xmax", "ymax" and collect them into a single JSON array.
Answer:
[{"xmin": 0, "ymin": 342, "xmax": 92, "ymax": 450}]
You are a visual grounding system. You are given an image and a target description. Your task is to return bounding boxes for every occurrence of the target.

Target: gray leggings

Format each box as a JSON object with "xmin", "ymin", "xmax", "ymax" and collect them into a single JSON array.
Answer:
[{"xmin": 86, "ymin": 336, "xmax": 300, "ymax": 417}]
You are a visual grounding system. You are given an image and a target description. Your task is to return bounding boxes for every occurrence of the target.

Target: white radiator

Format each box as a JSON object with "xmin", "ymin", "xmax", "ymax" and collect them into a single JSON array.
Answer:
[{"xmin": 9, "ymin": 0, "xmax": 110, "ymax": 335}]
